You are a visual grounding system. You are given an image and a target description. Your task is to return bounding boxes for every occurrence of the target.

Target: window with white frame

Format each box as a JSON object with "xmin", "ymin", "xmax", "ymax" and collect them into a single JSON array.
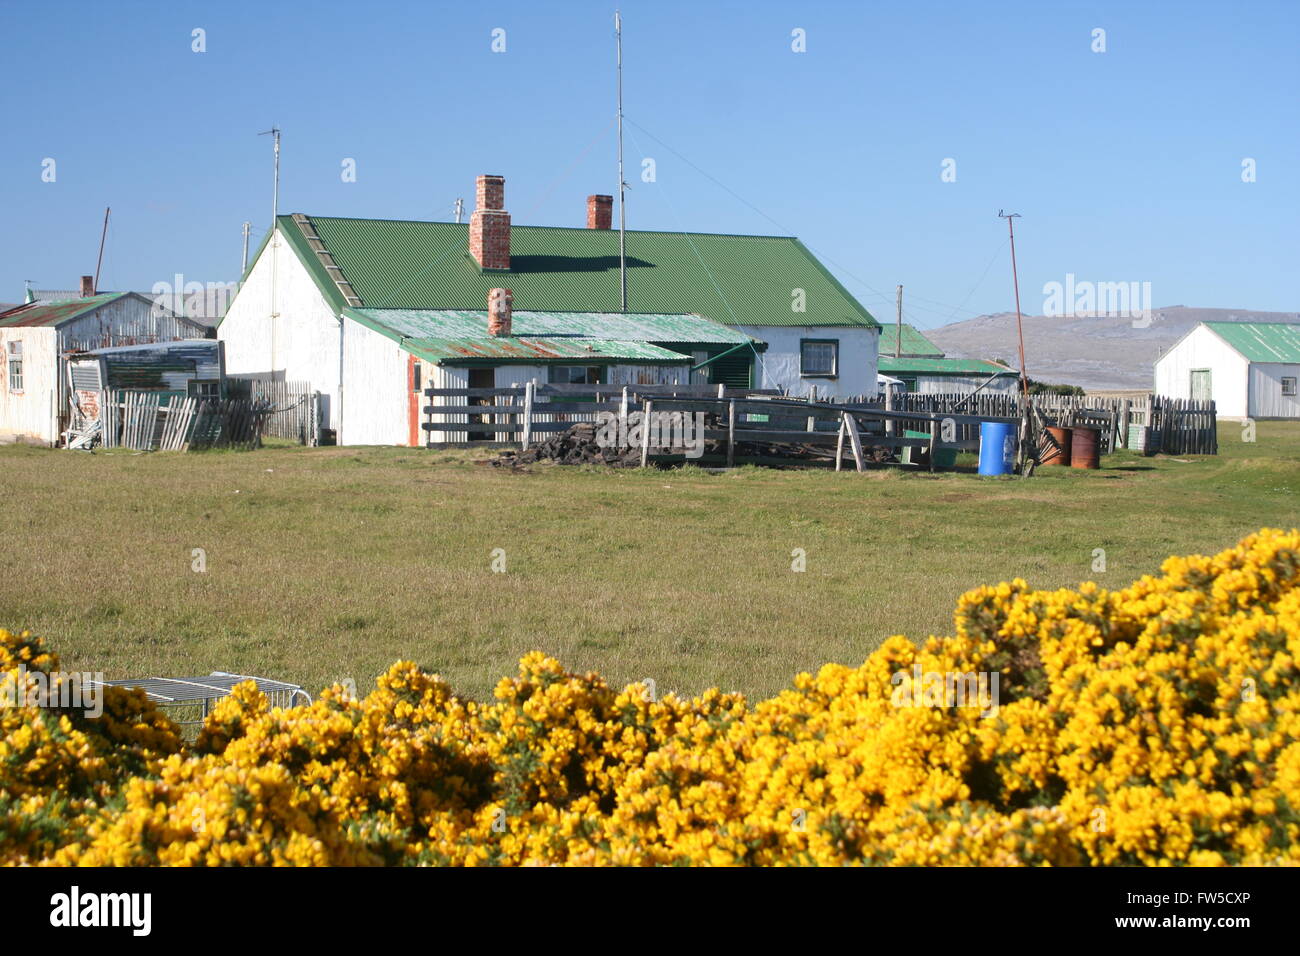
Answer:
[
  {"xmin": 187, "ymin": 379, "xmax": 220, "ymax": 400},
  {"xmin": 800, "ymin": 339, "xmax": 838, "ymax": 377},
  {"xmin": 6, "ymin": 342, "xmax": 22, "ymax": 392},
  {"xmin": 1283, "ymin": 376, "xmax": 1297, "ymax": 397}
]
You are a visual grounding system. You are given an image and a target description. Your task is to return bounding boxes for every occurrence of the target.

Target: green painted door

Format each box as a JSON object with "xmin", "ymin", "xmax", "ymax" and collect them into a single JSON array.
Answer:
[{"xmin": 1190, "ymin": 369, "xmax": 1212, "ymax": 401}]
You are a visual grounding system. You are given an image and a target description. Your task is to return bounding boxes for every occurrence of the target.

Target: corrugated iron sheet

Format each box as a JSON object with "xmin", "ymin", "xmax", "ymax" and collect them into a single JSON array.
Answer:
[
  {"xmin": 878, "ymin": 356, "xmax": 1016, "ymax": 375},
  {"xmin": 404, "ymin": 336, "xmax": 690, "ymax": 364},
  {"xmin": 280, "ymin": 215, "xmax": 878, "ymax": 328},
  {"xmin": 347, "ymin": 307, "xmax": 753, "ymax": 345},
  {"xmin": 0, "ymin": 293, "xmax": 128, "ymax": 328},
  {"xmin": 1204, "ymin": 322, "xmax": 1300, "ymax": 363},
  {"xmin": 877, "ymin": 323, "xmax": 944, "ymax": 357}
]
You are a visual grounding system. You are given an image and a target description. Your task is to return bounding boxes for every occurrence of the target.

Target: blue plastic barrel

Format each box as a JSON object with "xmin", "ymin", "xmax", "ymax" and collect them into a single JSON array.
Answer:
[{"xmin": 978, "ymin": 422, "xmax": 1017, "ymax": 475}]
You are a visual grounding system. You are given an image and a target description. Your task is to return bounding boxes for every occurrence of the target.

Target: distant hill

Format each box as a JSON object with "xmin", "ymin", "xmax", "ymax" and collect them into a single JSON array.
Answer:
[{"xmin": 926, "ymin": 307, "xmax": 1300, "ymax": 391}]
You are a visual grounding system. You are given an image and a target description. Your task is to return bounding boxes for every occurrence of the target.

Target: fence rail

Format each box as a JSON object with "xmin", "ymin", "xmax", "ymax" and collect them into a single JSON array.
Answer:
[
  {"xmin": 422, "ymin": 382, "xmax": 1218, "ymax": 464},
  {"xmin": 423, "ymin": 383, "xmax": 1015, "ymax": 470}
]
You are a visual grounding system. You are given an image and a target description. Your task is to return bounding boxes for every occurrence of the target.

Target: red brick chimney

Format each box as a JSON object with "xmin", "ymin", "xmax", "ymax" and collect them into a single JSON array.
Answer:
[
  {"xmin": 80, "ymin": 275, "xmax": 95, "ymax": 297},
  {"xmin": 469, "ymin": 174, "xmax": 510, "ymax": 271},
  {"xmin": 586, "ymin": 194, "xmax": 613, "ymax": 230},
  {"xmin": 488, "ymin": 288, "xmax": 513, "ymax": 337}
]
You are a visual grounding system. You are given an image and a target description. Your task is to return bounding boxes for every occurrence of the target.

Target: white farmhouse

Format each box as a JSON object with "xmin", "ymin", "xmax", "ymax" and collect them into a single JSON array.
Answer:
[
  {"xmin": 1155, "ymin": 321, "xmax": 1300, "ymax": 419},
  {"xmin": 218, "ymin": 174, "xmax": 880, "ymax": 445}
]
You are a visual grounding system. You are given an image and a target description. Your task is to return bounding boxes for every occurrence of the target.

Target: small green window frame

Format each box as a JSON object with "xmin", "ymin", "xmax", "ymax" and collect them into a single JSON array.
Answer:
[{"xmin": 799, "ymin": 339, "xmax": 838, "ymax": 378}]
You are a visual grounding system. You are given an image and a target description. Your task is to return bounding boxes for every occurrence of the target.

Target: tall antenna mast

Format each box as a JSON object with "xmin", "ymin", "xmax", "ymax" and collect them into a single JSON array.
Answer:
[
  {"xmin": 998, "ymin": 210, "xmax": 1029, "ymax": 397},
  {"xmin": 241, "ymin": 221, "xmax": 251, "ymax": 274},
  {"xmin": 259, "ymin": 126, "xmax": 281, "ymax": 224},
  {"xmin": 615, "ymin": 10, "xmax": 627, "ymax": 312},
  {"xmin": 94, "ymin": 206, "xmax": 110, "ymax": 294},
  {"xmin": 259, "ymin": 126, "xmax": 282, "ymax": 372}
]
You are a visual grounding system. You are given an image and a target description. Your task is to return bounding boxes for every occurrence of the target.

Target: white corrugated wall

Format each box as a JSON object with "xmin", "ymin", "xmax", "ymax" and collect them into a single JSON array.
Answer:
[
  {"xmin": 57, "ymin": 296, "xmax": 207, "ymax": 352},
  {"xmin": 0, "ymin": 327, "xmax": 59, "ymax": 443},
  {"xmin": 1248, "ymin": 362, "xmax": 1300, "ymax": 419},
  {"xmin": 340, "ymin": 322, "xmax": 409, "ymax": 445},
  {"xmin": 913, "ymin": 374, "xmax": 1020, "ymax": 395}
]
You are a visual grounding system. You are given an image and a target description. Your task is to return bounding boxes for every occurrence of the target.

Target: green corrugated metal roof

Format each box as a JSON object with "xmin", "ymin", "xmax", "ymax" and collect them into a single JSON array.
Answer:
[
  {"xmin": 878, "ymin": 356, "xmax": 1016, "ymax": 375},
  {"xmin": 0, "ymin": 292, "xmax": 129, "ymax": 328},
  {"xmin": 273, "ymin": 216, "xmax": 877, "ymax": 329},
  {"xmin": 343, "ymin": 308, "xmax": 700, "ymax": 365},
  {"xmin": 877, "ymin": 323, "xmax": 944, "ymax": 357},
  {"xmin": 403, "ymin": 337, "xmax": 690, "ymax": 365},
  {"xmin": 347, "ymin": 308, "xmax": 755, "ymax": 345},
  {"xmin": 1204, "ymin": 322, "xmax": 1300, "ymax": 363}
]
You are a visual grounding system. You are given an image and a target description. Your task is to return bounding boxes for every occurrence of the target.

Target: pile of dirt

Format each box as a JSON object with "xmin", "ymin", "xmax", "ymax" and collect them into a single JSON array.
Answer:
[{"xmin": 490, "ymin": 422, "xmax": 643, "ymax": 468}]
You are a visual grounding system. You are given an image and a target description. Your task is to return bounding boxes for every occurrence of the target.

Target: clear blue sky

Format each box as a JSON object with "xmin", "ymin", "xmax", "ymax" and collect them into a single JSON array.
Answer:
[{"xmin": 2, "ymin": 0, "xmax": 1296, "ymax": 326}]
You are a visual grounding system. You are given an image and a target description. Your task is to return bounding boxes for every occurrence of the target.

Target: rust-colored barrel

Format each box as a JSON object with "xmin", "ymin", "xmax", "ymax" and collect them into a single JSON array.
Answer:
[
  {"xmin": 1042, "ymin": 426, "xmax": 1072, "ymax": 466},
  {"xmin": 1069, "ymin": 427, "xmax": 1100, "ymax": 469}
]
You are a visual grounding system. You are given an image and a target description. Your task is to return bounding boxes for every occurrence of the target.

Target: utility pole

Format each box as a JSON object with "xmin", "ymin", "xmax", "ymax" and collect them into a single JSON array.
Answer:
[
  {"xmin": 998, "ymin": 211, "xmax": 1029, "ymax": 397},
  {"xmin": 453, "ymin": 197, "xmax": 464, "ymax": 223},
  {"xmin": 93, "ymin": 206, "xmax": 110, "ymax": 294},
  {"xmin": 241, "ymin": 221, "xmax": 251, "ymax": 274},
  {"xmin": 615, "ymin": 10, "xmax": 628, "ymax": 312},
  {"xmin": 895, "ymin": 284, "xmax": 903, "ymax": 358}
]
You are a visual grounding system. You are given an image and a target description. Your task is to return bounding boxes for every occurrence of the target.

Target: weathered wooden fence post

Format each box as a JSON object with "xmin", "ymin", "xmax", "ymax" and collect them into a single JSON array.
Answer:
[
  {"xmin": 641, "ymin": 398, "xmax": 654, "ymax": 467},
  {"xmin": 727, "ymin": 399, "xmax": 736, "ymax": 468},
  {"xmin": 520, "ymin": 380, "xmax": 534, "ymax": 450}
]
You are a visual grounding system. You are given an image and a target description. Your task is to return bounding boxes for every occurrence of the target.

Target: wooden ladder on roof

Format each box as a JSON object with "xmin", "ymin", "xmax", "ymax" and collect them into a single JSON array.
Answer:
[{"xmin": 291, "ymin": 213, "xmax": 363, "ymax": 308}]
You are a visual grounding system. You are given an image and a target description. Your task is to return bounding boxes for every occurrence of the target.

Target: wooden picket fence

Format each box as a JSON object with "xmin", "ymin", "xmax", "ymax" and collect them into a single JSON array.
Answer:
[
  {"xmin": 227, "ymin": 377, "xmax": 321, "ymax": 445},
  {"xmin": 99, "ymin": 390, "xmax": 269, "ymax": 451},
  {"xmin": 1148, "ymin": 395, "xmax": 1219, "ymax": 455},
  {"xmin": 875, "ymin": 392, "xmax": 1215, "ymax": 455}
]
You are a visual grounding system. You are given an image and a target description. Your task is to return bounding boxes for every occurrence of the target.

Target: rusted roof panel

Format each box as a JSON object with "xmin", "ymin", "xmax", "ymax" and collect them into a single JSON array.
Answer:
[
  {"xmin": 347, "ymin": 307, "xmax": 754, "ymax": 346},
  {"xmin": 404, "ymin": 336, "xmax": 690, "ymax": 364},
  {"xmin": 0, "ymin": 292, "xmax": 129, "ymax": 328}
]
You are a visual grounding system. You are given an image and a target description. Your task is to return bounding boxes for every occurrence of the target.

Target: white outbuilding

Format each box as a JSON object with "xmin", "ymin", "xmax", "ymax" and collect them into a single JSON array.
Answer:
[{"xmin": 1154, "ymin": 321, "xmax": 1300, "ymax": 419}]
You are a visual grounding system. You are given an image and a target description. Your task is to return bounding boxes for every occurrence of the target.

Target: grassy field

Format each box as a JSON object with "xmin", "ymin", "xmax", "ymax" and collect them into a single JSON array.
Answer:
[{"xmin": 1, "ymin": 421, "xmax": 1296, "ymax": 703}]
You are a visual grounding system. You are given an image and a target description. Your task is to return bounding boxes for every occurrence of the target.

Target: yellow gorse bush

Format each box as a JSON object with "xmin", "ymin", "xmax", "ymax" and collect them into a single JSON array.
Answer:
[{"xmin": 2, "ymin": 528, "xmax": 1298, "ymax": 865}]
